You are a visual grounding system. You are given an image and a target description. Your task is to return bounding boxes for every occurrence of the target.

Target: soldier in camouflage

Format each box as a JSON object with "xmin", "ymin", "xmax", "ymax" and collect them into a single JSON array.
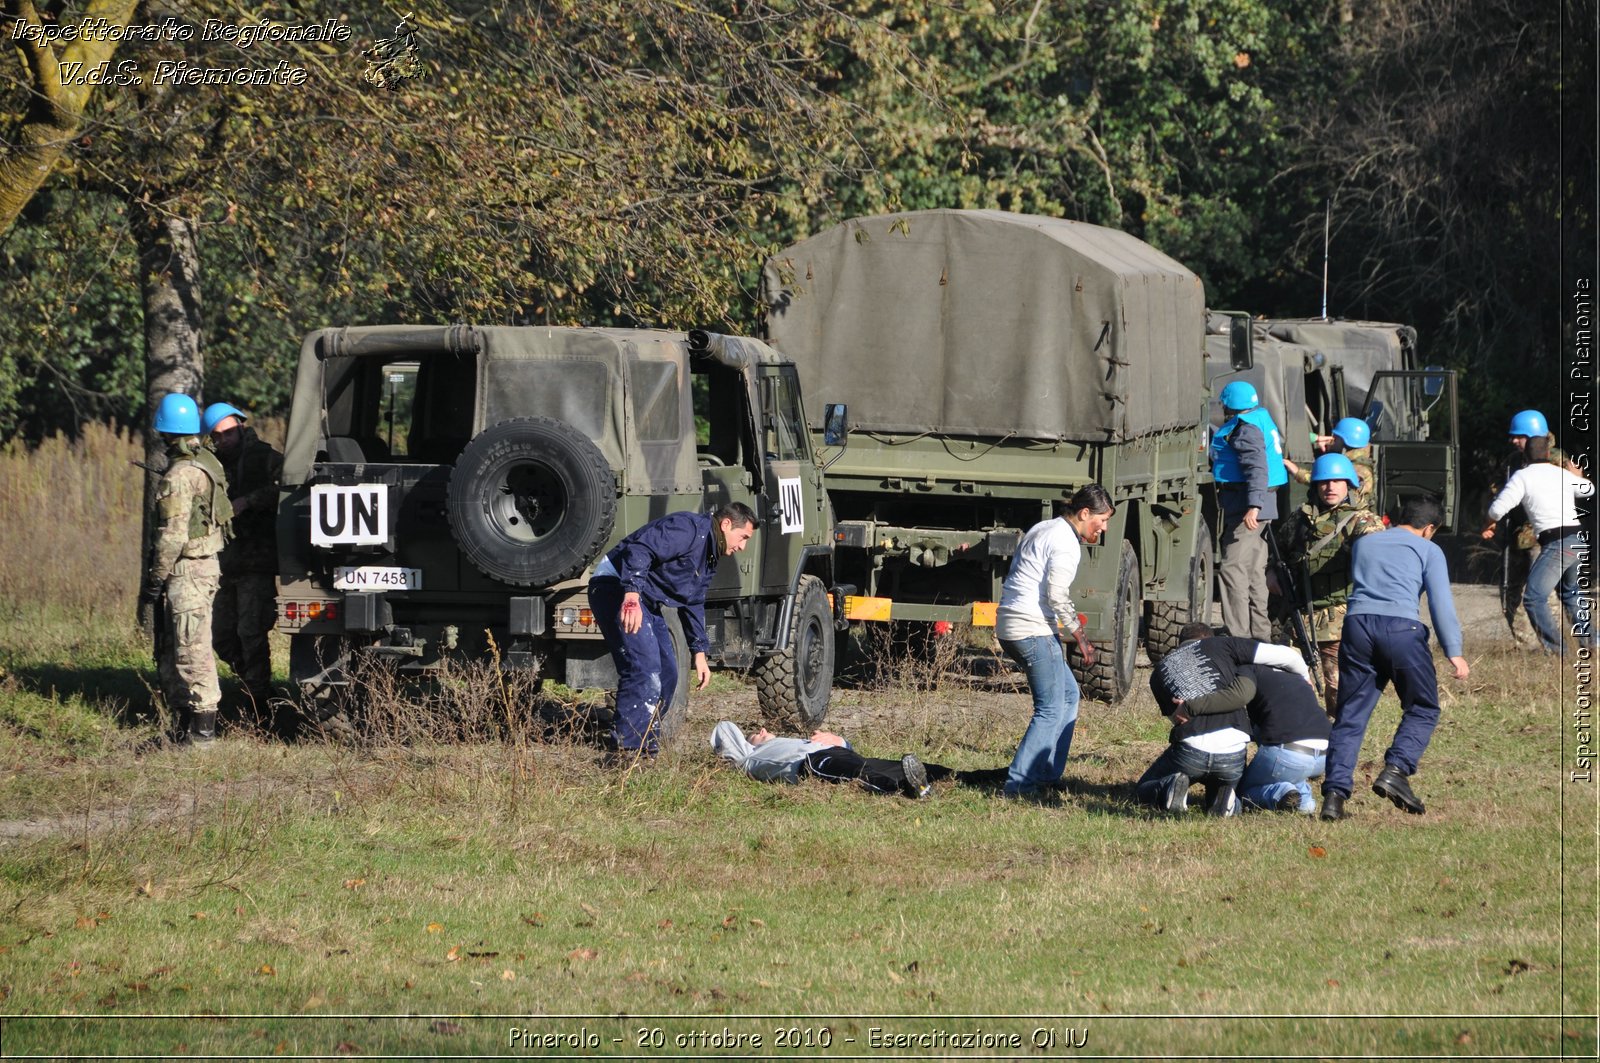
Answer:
[
  {"xmin": 138, "ymin": 394, "xmax": 232, "ymax": 747},
  {"xmin": 1283, "ymin": 417, "xmax": 1375, "ymax": 511},
  {"xmin": 1276, "ymin": 453, "xmax": 1384, "ymax": 713},
  {"xmin": 203, "ymin": 402, "xmax": 288, "ymax": 736}
]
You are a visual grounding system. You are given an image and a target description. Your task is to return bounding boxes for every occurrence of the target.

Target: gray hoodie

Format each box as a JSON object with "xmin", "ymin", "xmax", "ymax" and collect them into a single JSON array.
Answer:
[{"xmin": 710, "ymin": 721, "xmax": 841, "ymax": 784}]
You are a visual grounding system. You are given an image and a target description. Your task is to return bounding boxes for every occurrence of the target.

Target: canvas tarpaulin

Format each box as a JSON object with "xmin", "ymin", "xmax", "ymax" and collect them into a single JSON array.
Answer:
[{"xmin": 761, "ymin": 210, "xmax": 1207, "ymax": 442}]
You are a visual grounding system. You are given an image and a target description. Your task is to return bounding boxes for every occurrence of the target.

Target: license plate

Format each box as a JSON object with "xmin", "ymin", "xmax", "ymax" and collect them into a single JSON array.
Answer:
[{"xmin": 333, "ymin": 566, "xmax": 421, "ymax": 591}]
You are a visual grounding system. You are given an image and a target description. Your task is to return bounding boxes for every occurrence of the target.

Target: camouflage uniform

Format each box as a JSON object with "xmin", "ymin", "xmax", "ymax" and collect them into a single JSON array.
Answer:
[
  {"xmin": 1280, "ymin": 495, "xmax": 1384, "ymax": 711},
  {"xmin": 146, "ymin": 437, "xmax": 231, "ymax": 742},
  {"xmin": 1291, "ymin": 445, "xmax": 1375, "ymax": 510},
  {"xmin": 212, "ymin": 426, "xmax": 284, "ymax": 727}
]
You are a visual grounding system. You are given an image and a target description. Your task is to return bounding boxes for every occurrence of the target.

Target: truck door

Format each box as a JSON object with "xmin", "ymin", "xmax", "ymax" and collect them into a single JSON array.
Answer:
[
  {"xmin": 694, "ymin": 360, "xmax": 762, "ymax": 601},
  {"xmin": 754, "ymin": 363, "xmax": 822, "ymax": 594},
  {"xmin": 1362, "ymin": 369, "xmax": 1460, "ymax": 529}
]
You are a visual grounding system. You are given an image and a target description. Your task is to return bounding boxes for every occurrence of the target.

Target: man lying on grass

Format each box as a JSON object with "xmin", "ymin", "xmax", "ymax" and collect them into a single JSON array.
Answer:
[{"xmin": 711, "ymin": 721, "xmax": 955, "ymax": 799}]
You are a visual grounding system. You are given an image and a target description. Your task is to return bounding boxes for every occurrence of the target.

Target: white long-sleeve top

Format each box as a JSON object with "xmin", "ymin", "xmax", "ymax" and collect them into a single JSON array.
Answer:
[
  {"xmin": 1486, "ymin": 462, "xmax": 1595, "ymax": 533},
  {"xmin": 995, "ymin": 517, "xmax": 1082, "ymax": 641}
]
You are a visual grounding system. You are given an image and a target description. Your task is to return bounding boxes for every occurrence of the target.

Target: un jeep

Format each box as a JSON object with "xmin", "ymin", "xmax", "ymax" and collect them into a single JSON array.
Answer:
[{"xmin": 274, "ymin": 325, "xmax": 837, "ymax": 739}]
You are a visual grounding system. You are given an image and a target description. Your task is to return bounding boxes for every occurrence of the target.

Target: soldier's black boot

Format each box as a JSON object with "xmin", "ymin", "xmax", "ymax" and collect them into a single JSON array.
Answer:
[
  {"xmin": 1372, "ymin": 764, "xmax": 1425, "ymax": 814},
  {"xmin": 186, "ymin": 710, "xmax": 218, "ymax": 749},
  {"xmin": 1319, "ymin": 790, "xmax": 1347, "ymax": 821}
]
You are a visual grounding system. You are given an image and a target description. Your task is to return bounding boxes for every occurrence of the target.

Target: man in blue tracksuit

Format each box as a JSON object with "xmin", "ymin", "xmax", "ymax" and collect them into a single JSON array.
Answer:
[
  {"xmin": 1320, "ymin": 495, "xmax": 1470, "ymax": 820},
  {"xmin": 589, "ymin": 502, "xmax": 757, "ymax": 755},
  {"xmin": 1210, "ymin": 380, "xmax": 1288, "ymax": 641}
]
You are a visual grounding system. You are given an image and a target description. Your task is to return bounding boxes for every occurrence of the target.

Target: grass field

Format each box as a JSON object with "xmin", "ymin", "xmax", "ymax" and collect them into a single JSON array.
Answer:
[{"xmin": 0, "ymin": 429, "xmax": 1595, "ymax": 1059}]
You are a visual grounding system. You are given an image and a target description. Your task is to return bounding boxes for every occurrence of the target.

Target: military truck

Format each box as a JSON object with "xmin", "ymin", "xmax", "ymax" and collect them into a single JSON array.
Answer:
[
  {"xmin": 1204, "ymin": 314, "xmax": 1460, "ymax": 527},
  {"xmin": 761, "ymin": 210, "xmax": 1218, "ymax": 702},
  {"xmin": 274, "ymin": 325, "xmax": 838, "ymax": 737}
]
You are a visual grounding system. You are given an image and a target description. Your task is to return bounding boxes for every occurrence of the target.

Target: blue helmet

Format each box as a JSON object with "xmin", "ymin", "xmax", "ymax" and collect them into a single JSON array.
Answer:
[
  {"xmin": 1311, "ymin": 453, "xmax": 1360, "ymax": 487},
  {"xmin": 1330, "ymin": 417, "xmax": 1370, "ymax": 449},
  {"xmin": 202, "ymin": 401, "xmax": 248, "ymax": 434},
  {"xmin": 1508, "ymin": 409, "xmax": 1548, "ymax": 438},
  {"xmin": 1218, "ymin": 380, "xmax": 1259, "ymax": 412},
  {"xmin": 154, "ymin": 393, "xmax": 200, "ymax": 435}
]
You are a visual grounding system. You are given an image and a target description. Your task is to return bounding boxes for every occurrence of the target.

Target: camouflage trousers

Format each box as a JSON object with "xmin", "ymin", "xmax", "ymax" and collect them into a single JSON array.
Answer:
[
  {"xmin": 1307, "ymin": 605, "xmax": 1346, "ymax": 715},
  {"xmin": 213, "ymin": 570, "xmax": 276, "ymax": 700},
  {"xmin": 159, "ymin": 555, "xmax": 221, "ymax": 724}
]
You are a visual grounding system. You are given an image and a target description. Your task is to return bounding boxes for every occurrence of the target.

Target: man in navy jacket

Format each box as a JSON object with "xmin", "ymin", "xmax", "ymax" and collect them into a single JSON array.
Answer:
[{"xmin": 589, "ymin": 502, "xmax": 757, "ymax": 755}]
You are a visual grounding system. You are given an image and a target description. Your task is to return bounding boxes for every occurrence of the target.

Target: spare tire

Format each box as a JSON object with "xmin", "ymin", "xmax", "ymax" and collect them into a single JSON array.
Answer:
[{"xmin": 447, "ymin": 417, "xmax": 616, "ymax": 587}]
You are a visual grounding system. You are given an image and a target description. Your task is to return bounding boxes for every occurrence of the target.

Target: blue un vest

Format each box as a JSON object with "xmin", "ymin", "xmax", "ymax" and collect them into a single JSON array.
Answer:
[{"xmin": 1211, "ymin": 407, "xmax": 1288, "ymax": 487}]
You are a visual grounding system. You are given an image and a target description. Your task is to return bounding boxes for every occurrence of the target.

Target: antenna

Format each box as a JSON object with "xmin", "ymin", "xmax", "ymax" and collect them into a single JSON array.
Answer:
[{"xmin": 1320, "ymin": 198, "xmax": 1331, "ymax": 320}]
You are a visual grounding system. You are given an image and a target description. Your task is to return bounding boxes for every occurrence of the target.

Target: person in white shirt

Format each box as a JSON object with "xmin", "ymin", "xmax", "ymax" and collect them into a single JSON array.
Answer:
[
  {"xmin": 994, "ymin": 484, "xmax": 1114, "ymax": 797},
  {"xmin": 1481, "ymin": 436, "xmax": 1597, "ymax": 653}
]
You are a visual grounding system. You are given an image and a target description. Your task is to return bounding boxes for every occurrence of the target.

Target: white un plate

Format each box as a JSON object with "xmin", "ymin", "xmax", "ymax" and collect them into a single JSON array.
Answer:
[{"xmin": 333, "ymin": 566, "xmax": 422, "ymax": 591}]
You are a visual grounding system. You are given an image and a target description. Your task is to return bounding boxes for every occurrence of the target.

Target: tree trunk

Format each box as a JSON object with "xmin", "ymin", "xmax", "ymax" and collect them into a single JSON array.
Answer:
[
  {"xmin": 0, "ymin": 0, "xmax": 141, "ymax": 235},
  {"xmin": 133, "ymin": 194, "xmax": 206, "ymax": 579}
]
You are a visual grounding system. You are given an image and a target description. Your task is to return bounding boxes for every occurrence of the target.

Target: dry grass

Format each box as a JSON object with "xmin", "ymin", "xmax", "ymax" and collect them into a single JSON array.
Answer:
[{"xmin": 0, "ymin": 423, "xmax": 144, "ymax": 621}]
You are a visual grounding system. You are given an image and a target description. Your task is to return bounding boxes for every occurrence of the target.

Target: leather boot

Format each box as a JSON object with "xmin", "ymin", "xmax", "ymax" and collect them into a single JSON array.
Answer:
[
  {"xmin": 186, "ymin": 709, "xmax": 218, "ymax": 749},
  {"xmin": 1319, "ymin": 790, "xmax": 1347, "ymax": 821},
  {"xmin": 1372, "ymin": 764, "xmax": 1425, "ymax": 814}
]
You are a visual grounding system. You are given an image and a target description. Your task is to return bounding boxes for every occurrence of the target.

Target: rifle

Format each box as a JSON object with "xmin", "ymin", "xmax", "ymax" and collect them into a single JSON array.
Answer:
[{"xmin": 1266, "ymin": 529, "xmax": 1325, "ymax": 700}]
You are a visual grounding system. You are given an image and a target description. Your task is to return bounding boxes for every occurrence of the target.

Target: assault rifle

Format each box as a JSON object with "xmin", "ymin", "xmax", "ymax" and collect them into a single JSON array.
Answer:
[{"xmin": 1266, "ymin": 530, "xmax": 1325, "ymax": 700}]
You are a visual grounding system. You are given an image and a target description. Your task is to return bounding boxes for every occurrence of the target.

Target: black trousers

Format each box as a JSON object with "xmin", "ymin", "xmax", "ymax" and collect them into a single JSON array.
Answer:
[{"xmin": 802, "ymin": 748, "xmax": 953, "ymax": 797}]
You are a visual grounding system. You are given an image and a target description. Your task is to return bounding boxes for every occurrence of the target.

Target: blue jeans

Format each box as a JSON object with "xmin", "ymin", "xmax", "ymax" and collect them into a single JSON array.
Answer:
[
  {"xmin": 1135, "ymin": 742, "xmax": 1247, "ymax": 807},
  {"xmin": 1240, "ymin": 744, "xmax": 1326, "ymax": 813},
  {"xmin": 1325, "ymin": 613, "xmax": 1439, "ymax": 798},
  {"xmin": 589, "ymin": 577, "xmax": 677, "ymax": 754},
  {"xmin": 1525, "ymin": 532, "xmax": 1597, "ymax": 653},
  {"xmin": 1000, "ymin": 635, "xmax": 1080, "ymax": 795}
]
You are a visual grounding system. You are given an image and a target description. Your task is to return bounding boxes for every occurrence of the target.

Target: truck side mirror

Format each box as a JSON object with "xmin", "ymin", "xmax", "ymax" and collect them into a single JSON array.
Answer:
[
  {"xmin": 823, "ymin": 403, "xmax": 849, "ymax": 447},
  {"xmin": 1229, "ymin": 316, "xmax": 1253, "ymax": 371},
  {"xmin": 1422, "ymin": 364, "xmax": 1445, "ymax": 399}
]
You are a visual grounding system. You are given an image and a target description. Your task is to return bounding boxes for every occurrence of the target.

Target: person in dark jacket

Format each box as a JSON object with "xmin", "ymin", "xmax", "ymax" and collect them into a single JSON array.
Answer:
[
  {"xmin": 589, "ymin": 502, "xmax": 756, "ymax": 756},
  {"xmin": 1238, "ymin": 665, "xmax": 1329, "ymax": 813},
  {"xmin": 1136, "ymin": 623, "xmax": 1311, "ymax": 815},
  {"xmin": 1210, "ymin": 381, "xmax": 1288, "ymax": 641}
]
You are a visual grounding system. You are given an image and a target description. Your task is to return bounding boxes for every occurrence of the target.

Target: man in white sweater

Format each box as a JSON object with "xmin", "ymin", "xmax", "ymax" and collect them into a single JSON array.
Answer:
[
  {"xmin": 710, "ymin": 721, "xmax": 951, "ymax": 798},
  {"xmin": 1481, "ymin": 436, "xmax": 1597, "ymax": 654},
  {"xmin": 994, "ymin": 484, "xmax": 1115, "ymax": 797}
]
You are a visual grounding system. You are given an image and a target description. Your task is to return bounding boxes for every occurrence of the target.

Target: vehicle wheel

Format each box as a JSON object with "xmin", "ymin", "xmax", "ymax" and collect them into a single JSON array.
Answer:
[
  {"xmin": 1145, "ymin": 528, "xmax": 1214, "ymax": 662},
  {"xmin": 648, "ymin": 606, "xmax": 692, "ymax": 749},
  {"xmin": 754, "ymin": 575, "xmax": 834, "ymax": 728},
  {"xmin": 1075, "ymin": 541, "xmax": 1141, "ymax": 703},
  {"xmin": 446, "ymin": 417, "xmax": 616, "ymax": 587}
]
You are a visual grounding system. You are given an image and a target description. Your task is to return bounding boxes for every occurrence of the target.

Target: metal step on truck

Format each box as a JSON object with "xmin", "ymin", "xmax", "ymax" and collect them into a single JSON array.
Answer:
[
  {"xmin": 274, "ymin": 325, "xmax": 840, "ymax": 740},
  {"xmin": 761, "ymin": 209, "xmax": 1219, "ymax": 702}
]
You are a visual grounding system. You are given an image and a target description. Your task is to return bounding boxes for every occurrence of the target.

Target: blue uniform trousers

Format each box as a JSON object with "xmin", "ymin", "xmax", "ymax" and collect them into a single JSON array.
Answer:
[
  {"xmin": 1324, "ymin": 613, "xmax": 1441, "ymax": 798},
  {"xmin": 590, "ymin": 577, "xmax": 678, "ymax": 754}
]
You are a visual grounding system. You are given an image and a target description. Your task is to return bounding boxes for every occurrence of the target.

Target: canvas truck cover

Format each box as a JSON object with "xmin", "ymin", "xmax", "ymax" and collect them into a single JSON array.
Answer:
[
  {"xmin": 1263, "ymin": 319, "xmax": 1421, "ymax": 439},
  {"xmin": 761, "ymin": 210, "xmax": 1207, "ymax": 442},
  {"xmin": 282, "ymin": 324, "xmax": 708, "ymax": 494}
]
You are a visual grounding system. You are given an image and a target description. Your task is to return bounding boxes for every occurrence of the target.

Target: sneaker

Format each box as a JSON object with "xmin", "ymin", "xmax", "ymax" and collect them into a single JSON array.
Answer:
[
  {"xmin": 1207, "ymin": 783, "xmax": 1238, "ymax": 817},
  {"xmin": 1162, "ymin": 772, "xmax": 1190, "ymax": 813},
  {"xmin": 1275, "ymin": 789, "xmax": 1303, "ymax": 812},
  {"xmin": 901, "ymin": 754, "xmax": 932, "ymax": 799}
]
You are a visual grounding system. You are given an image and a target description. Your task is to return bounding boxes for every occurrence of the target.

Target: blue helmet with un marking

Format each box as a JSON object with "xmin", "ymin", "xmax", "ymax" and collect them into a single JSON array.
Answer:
[
  {"xmin": 1218, "ymin": 381, "xmax": 1259, "ymax": 412},
  {"xmin": 1508, "ymin": 410, "xmax": 1548, "ymax": 437},
  {"xmin": 1311, "ymin": 453, "xmax": 1360, "ymax": 487},
  {"xmin": 202, "ymin": 402, "xmax": 248, "ymax": 434},
  {"xmin": 1330, "ymin": 417, "xmax": 1370, "ymax": 449},
  {"xmin": 154, "ymin": 393, "xmax": 200, "ymax": 435}
]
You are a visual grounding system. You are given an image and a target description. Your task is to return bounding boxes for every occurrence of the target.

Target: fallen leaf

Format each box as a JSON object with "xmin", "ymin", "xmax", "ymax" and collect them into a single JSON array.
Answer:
[
  {"xmin": 520, "ymin": 913, "xmax": 544, "ymax": 927},
  {"xmin": 430, "ymin": 1020, "xmax": 463, "ymax": 1034},
  {"xmin": 273, "ymin": 1041, "xmax": 287, "ymax": 1055},
  {"xmin": 1455, "ymin": 1032, "xmax": 1473, "ymax": 1045},
  {"xmin": 1234, "ymin": 51, "xmax": 1251, "ymax": 68},
  {"xmin": 234, "ymin": 906, "xmax": 245, "ymax": 916},
  {"xmin": 426, "ymin": 922, "xmax": 443, "ymax": 934},
  {"xmin": 446, "ymin": 945, "xmax": 462, "ymax": 962},
  {"xmin": 335, "ymin": 1042, "xmax": 360, "ymax": 1055},
  {"xmin": 1326, "ymin": 978, "xmax": 1341, "ymax": 987},
  {"xmin": 258, "ymin": 964, "xmax": 275, "ymax": 976},
  {"xmin": 657, "ymin": 919, "xmax": 674, "ymax": 929},
  {"xmin": 748, "ymin": 918, "xmax": 766, "ymax": 928},
  {"xmin": 567, "ymin": 948, "xmax": 598, "ymax": 961},
  {"xmin": 74, "ymin": 916, "xmax": 97, "ymax": 930},
  {"xmin": 721, "ymin": 914, "xmax": 738, "ymax": 928},
  {"xmin": 402, "ymin": 980, "xmax": 414, "ymax": 990},
  {"xmin": 343, "ymin": 878, "xmax": 366, "ymax": 890},
  {"xmin": 1309, "ymin": 846, "xmax": 1327, "ymax": 858},
  {"xmin": 500, "ymin": 969, "xmax": 516, "ymax": 981},
  {"xmin": 190, "ymin": 912, "xmax": 207, "ymax": 921}
]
